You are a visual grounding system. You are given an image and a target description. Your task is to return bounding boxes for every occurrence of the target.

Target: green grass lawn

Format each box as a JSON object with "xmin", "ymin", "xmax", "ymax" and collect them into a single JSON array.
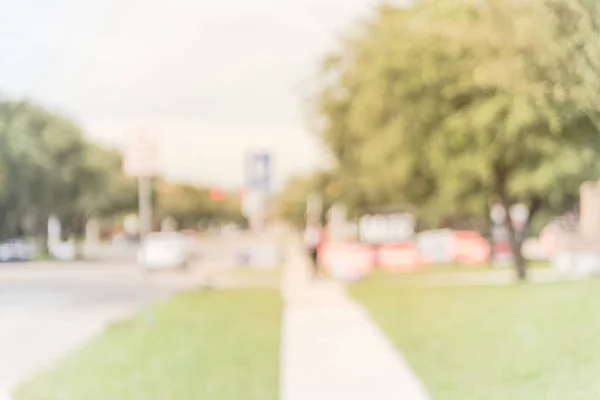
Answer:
[
  {"xmin": 14, "ymin": 289, "xmax": 281, "ymax": 400},
  {"xmin": 382, "ymin": 261, "xmax": 550, "ymax": 275},
  {"xmin": 351, "ymin": 277, "xmax": 600, "ymax": 400},
  {"xmin": 361, "ymin": 262, "xmax": 550, "ymax": 287}
]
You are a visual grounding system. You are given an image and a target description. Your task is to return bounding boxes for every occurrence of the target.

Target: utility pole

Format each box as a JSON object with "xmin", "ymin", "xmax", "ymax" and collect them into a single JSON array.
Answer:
[
  {"xmin": 124, "ymin": 131, "xmax": 158, "ymax": 326},
  {"xmin": 138, "ymin": 176, "xmax": 153, "ymax": 239},
  {"xmin": 138, "ymin": 176, "xmax": 153, "ymax": 325}
]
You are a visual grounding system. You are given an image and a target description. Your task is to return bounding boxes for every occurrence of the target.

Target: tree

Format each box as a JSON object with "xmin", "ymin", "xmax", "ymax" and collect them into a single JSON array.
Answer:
[
  {"xmin": 0, "ymin": 99, "xmax": 138, "ymax": 242},
  {"xmin": 314, "ymin": 0, "xmax": 600, "ymax": 280},
  {"xmin": 61, "ymin": 145, "xmax": 138, "ymax": 238},
  {"xmin": 278, "ymin": 170, "xmax": 344, "ymax": 227},
  {"xmin": 155, "ymin": 180, "xmax": 244, "ymax": 229},
  {"xmin": 0, "ymin": 97, "xmax": 245, "ymax": 249}
]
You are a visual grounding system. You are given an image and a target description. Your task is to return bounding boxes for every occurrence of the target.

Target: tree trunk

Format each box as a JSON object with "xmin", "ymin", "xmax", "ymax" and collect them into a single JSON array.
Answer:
[
  {"xmin": 35, "ymin": 212, "xmax": 49, "ymax": 258},
  {"xmin": 507, "ymin": 226, "xmax": 527, "ymax": 281},
  {"xmin": 501, "ymin": 197, "xmax": 542, "ymax": 282},
  {"xmin": 501, "ymin": 199, "xmax": 527, "ymax": 281}
]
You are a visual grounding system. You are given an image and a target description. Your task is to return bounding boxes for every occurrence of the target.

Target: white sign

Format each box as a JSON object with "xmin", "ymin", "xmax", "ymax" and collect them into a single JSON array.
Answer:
[
  {"xmin": 85, "ymin": 219, "xmax": 100, "ymax": 243},
  {"xmin": 48, "ymin": 216, "xmax": 61, "ymax": 242},
  {"xmin": 243, "ymin": 190, "xmax": 267, "ymax": 232},
  {"xmin": 510, "ymin": 203, "xmax": 530, "ymax": 225},
  {"xmin": 490, "ymin": 204, "xmax": 507, "ymax": 225},
  {"xmin": 417, "ymin": 229, "xmax": 454, "ymax": 263},
  {"xmin": 242, "ymin": 190, "xmax": 265, "ymax": 218},
  {"xmin": 359, "ymin": 213, "xmax": 416, "ymax": 244},
  {"xmin": 123, "ymin": 132, "xmax": 159, "ymax": 178},
  {"xmin": 124, "ymin": 214, "xmax": 139, "ymax": 235}
]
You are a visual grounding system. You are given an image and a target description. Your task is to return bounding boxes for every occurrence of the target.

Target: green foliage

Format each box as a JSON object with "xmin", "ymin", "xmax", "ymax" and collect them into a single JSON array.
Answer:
[
  {"xmin": 0, "ymin": 100, "xmax": 109, "ymax": 239},
  {"xmin": 352, "ymin": 278, "xmax": 600, "ymax": 399},
  {"xmin": 0, "ymin": 98, "xmax": 243, "ymax": 241},
  {"xmin": 278, "ymin": 170, "xmax": 341, "ymax": 227},
  {"xmin": 316, "ymin": 0, "xmax": 600, "ymax": 221},
  {"xmin": 312, "ymin": 0, "xmax": 600, "ymax": 277},
  {"xmin": 155, "ymin": 180, "xmax": 244, "ymax": 229},
  {"xmin": 14, "ymin": 289, "xmax": 281, "ymax": 400}
]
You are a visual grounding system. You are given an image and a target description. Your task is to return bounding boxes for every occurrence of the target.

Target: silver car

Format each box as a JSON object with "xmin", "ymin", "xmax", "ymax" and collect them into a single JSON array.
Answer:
[{"xmin": 137, "ymin": 232, "xmax": 193, "ymax": 271}]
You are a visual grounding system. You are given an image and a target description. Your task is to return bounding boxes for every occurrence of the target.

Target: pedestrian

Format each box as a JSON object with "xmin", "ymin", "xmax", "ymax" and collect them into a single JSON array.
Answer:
[{"xmin": 303, "ymin": 223, "xmax": 323, "ymax": 277}]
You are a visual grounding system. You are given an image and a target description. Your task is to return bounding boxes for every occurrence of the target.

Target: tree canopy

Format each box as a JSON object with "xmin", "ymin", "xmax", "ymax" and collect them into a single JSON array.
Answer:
[
  {"xmin": 0, "ymin": 100, "xmax": 135, "ymax": 240},
  {"xmin": 310, "ymin": 0, "xmax": 600, "ymax": 278},
  {"xmin": 0, "ymin": 99, "xmax": 243, "ymax": 242}
]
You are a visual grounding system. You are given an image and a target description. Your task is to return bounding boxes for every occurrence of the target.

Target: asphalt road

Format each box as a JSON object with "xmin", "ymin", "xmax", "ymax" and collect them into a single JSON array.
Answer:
[
  {"xmin": 0, "ymin": 263, "xmax": 200, "ymax": 392},
  {"xmin": 0, "ymin": 235, "xmax": 245, "ymax": 395},
  {"xmin": 0, "ymin": 233, "xmax": 273, "ymax": 396}
]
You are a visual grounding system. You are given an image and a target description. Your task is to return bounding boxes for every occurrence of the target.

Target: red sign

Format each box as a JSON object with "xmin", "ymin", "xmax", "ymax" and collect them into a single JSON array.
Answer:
[
  {"xmin": 493, "ymin": 242, "xmax": 512, "ymax": 255},
  {"xmin": 451, "ymin": 231, "xmax": 491, "ymax": 265},
  {"xmin": 210, "ymin": 188, "xmax": 226, "ymax": 202},
  {"xmin": 377, "ymin": 242, "xmax": 424, "ymax": 272},
  {"xmin": 539, "ymin": 226, "xmax": 559, "ymax": 257},
  {"xmin": 319, "ymin": 242, "xmax": 374, "ymax": 279}
]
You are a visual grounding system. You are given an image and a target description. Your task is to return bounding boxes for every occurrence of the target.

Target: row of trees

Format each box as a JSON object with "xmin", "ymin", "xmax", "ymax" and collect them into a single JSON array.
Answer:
[
  {"xmin": 282, "ymin": 0, "xmax": 600, "ymax": 279},
  {"xmin": 0, "ymin": 99, "xmax": 243, "ymax": 244},
  {"xmin": 0, "ymin": 100, "xmax": 136, "ymax": 241},
  {"xmin": 155, "ymin": 180, "xmax": 245, "ymax": 230}
]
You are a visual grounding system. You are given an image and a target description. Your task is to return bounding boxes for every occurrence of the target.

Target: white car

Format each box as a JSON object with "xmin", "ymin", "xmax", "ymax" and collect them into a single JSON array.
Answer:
[
  {"xmin": 0, "ymin": 239, "xmax": 35, "ymax": 262},
  {"xmin": 137, "ymin": 232, "xmax": 193, "ymax": 271}
]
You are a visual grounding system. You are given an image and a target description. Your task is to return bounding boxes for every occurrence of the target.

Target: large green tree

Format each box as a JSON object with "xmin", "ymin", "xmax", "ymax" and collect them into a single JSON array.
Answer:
[
  {"xmin": 314, "ymin": 0, "xmax": 600, "ymax": 279},
  {"xmin": 0, "ymin": 100, "xmax": 138, "ymax": 241},
  {"xmin": 0, "ymin": 98, "xmax": 245, "ymax": 247}
]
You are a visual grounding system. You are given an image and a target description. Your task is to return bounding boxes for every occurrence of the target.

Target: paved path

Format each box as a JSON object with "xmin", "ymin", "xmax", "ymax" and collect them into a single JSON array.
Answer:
[{"xmin": 280, "ymin": 239, "xmax": 430, "ymax": 400}]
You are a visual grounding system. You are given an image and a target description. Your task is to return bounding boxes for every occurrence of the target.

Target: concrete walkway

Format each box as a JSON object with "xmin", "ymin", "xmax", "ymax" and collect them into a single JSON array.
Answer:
[{"xmin": 280, "ymin": 240, "xmax": 430, "ymax": 400}]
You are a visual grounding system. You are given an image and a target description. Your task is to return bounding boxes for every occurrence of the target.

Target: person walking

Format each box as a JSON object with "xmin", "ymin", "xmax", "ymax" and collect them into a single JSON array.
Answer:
[{"xmin": 303, "ymin": 223, "xmax": 323, "ymax": 278}]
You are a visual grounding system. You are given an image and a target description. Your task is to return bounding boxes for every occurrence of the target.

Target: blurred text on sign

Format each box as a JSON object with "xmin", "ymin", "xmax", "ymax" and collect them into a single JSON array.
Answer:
[{"xmin": 123, "ymin": 132, "xmax": 159, "ymax": 178}]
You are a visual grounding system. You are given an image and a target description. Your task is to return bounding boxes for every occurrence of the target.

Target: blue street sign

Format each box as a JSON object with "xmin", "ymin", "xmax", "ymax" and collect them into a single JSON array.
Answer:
[{"xmin": 246, "ymin": 152, "xmax": 271, "ymax": 191}]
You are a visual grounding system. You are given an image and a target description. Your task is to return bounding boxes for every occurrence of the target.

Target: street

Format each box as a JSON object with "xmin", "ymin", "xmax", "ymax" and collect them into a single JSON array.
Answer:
[{"xmin": 0, "ymin": 235, "xmax": 243, "ymax": 394}]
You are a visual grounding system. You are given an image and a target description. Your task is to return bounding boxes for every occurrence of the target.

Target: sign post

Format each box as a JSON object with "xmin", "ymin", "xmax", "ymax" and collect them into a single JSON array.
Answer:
[
  {"xmin": 138, "ymin": 176, "xmax": 152, "ymax": 238},
  {"xmin": 124, "ymin": 132, "xmax": 159, "ymax": 235},
  {"xmin": 124, "ymin": 131, "xmax": 159, "ymax": 325},
  {"xmin": 244, "ymin": 152, "xmax": 272, "ymax": 232}
]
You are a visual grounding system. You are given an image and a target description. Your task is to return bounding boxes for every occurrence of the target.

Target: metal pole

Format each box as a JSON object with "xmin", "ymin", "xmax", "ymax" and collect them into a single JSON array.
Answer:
[
  {"xmin": 138, "ymin": 176, "xmax": 152, "ymax": 238},
  {"xmin": 138, "ymin": 176, "xmax": 153, "ymax": 325}
]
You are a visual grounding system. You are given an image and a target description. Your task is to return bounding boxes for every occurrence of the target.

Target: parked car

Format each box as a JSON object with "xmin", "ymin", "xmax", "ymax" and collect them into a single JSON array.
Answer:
[
  {"xmin": 137, "ymin": 232, "xmax": 193, "ymax": 271},
  {"xmin": 0, "ymin": 239, "xmax": 36, "ymax": 262}
]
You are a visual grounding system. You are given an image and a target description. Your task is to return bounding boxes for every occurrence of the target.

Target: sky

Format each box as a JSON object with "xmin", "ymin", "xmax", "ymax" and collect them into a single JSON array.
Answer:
[{"xmin": 0, "ymin": 0, "xmax": 385, "ymax": 190}]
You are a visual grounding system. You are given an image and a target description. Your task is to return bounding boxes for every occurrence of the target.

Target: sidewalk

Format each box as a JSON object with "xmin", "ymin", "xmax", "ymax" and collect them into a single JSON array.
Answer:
[{"xmin": 280, "ymin": 239, "xmax": 430, "ymax": 400}]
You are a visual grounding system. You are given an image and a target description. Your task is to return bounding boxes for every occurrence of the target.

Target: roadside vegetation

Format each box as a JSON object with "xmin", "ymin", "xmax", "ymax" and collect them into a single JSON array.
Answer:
[
  {"xmin": 13, "ymin": 289, "xmax": 281, "ymax": 400},
  {"xmin": 351, "ymin": 277, "xmax": 600, "ymax": 399}
]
